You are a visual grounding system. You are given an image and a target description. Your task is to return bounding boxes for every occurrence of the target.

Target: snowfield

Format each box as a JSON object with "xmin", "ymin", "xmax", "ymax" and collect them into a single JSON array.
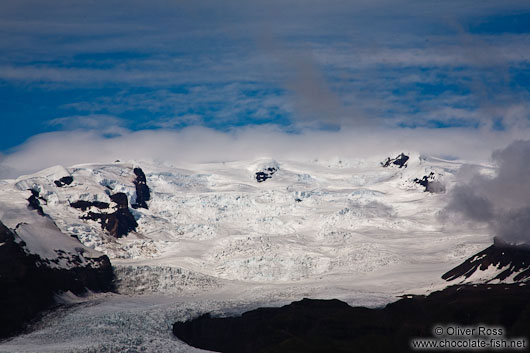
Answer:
[{"xmin": 0, "ymin": 154, "xmax": 493, "ymax": 352}]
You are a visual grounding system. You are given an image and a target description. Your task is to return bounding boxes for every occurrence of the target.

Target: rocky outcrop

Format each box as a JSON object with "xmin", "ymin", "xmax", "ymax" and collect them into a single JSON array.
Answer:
[
  {"xmin": 413, "ymin": 172, "xmax": 445, "ymax": 193},
  {"xmin": 381, "ymin": 153, "xmax": 409, "ymax": 168},
  {"xmin": 70, "ymin": 200, "xmax": 110, "ymax": 211},
  {"xmin": 0, "ymin": 221, "xmax": 114, "ymax": 339},
  {"xmin": 442, "ymin": 238, "xmax": 530, "ymax": 283},
  {"xmin": 54, "ymin": 176, "xmax": 74, "ymax": 187},
  {"xmin": 27, "ymin": 189, "xmax": 46, "ymax": 216},
  {"xmin": 82, "ymin": 193, "xmax": 137, "ymax": 238},
  {"xmin": 173, "ymin": 284, "xmax": 530, "ymax": 353},
  {"xmin": 132, "ymin": 167, "xmax": 150, "ymax": 209},
  {"xmin": 256, "ymin": 167, "xmax": 278, "ymax": 183}
]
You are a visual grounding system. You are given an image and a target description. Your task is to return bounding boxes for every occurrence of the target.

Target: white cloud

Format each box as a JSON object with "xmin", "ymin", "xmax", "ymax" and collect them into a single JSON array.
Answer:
[
  {"xmin": 2, "ymin": 124, "xmax": 529, "ymax": 179},
  {"xmin": 48, "ymin": 115, "xmax": 126, "ymax": 130}
]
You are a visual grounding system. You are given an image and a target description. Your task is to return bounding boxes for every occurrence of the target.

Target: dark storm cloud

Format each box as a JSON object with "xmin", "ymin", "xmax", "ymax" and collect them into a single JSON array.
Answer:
[{"xmin": 445, "ymin": 140, "xmax": 530, "ymax": 244}]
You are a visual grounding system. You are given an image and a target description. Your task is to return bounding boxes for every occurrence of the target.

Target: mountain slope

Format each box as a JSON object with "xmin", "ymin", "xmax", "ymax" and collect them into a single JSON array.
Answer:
[
  {"xmin": 0, "ymin": 220, "xmax": 113, "ymax": 338},
  {"xmin": 442, "ymin": 238, "xmax": 530, "ymax": 284},
  {"xmin": 0, "ymin": 155, "xmax": 489, "ymax": 290}
]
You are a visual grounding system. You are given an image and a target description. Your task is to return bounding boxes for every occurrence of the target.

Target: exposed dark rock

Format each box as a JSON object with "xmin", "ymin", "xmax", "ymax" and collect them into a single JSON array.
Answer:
[
  {"xmin": 173, "ymin": 284, "xmax": 530, "ymax": 353},
  {"xmin": 110, "ymin": 192, "xmax": 129, "ymax": 209},
  {"xmin": 132, "ymin": 167, "xmax": 150, "ymax": 209},
  {"xmin": 70, "ymin": 200, "xmax": 110, "ymax": 211},
  {"xmin": 256, "ymin": 167, "xmax": 278, "ymax": 183},
  {"xmin": 0, "ymin": 221, "xmax": 114, "ymax": 339},
  {"xmin": 53, "ymin": 176, "xmax": 74, "ymax": 187},
  {"xmin": 81, "ymin": 192, "xmax": 137, "ymax": 238},
  {"xmin": 27, "ymin": 189, "xmax": 46, "ymax": 216},
  {"xmin": 413, "ymin": 172, "xmax": 445, "ymax": 193},
  {"xmin": 442, "ymin": 239, "xmax": 530, "ymax": 283},
  {"xmin": 381, "ymin": 153, "xmax": 409, "ymax": 168}
]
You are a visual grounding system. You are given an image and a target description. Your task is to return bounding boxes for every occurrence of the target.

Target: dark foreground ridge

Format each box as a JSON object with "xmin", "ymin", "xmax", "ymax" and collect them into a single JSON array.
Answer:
[
  {"xmin": 173, "ymin": 284, "xmax": 530, "ymax": 353},
  {"xmin": 442, "ymin": 238, "xmax": 530, "ymax": 283},
  {"xmin": 0, "ymin": 221, "xmax": 114, "ymax": 339}
]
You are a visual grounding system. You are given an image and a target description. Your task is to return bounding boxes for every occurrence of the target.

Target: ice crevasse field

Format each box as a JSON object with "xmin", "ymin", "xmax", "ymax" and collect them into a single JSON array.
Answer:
[{"xmin": 0, "ymin": 153, "xmax": 492, "ymax": 352}]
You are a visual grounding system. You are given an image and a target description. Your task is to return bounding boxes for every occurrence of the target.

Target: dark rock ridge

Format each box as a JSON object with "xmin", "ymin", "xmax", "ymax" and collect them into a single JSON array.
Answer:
[
  {"xmin": 256, "ymin": 167, "xmax": 278, "ymax": 183},
  {"xmin": 0, "ymin": 221, "xmax": 114, "ymax": 339},
  {"xmin": 381, "ymin": 153, "xmax": 409, "ymax": 168},
  {"xmin": 54, "ymin": 176, "xmax": 74, "ymax": 187},
  {"xmin": 132, "ymin": 167, "xmax": 150, "ymax": 209},
  {"xmin": 413, "ymin": 172, "xmax": 445, "ymax": 193},
  {"xmin": 81, "ymin": 192, "xmax": 137, "ymax": 238},
  {"xmin": 27, "ymin": 189, "xmax": 46, "ymax": 216},
  {"xmin": 442, "ymin": 238, "xmax": 530, "ymax": 283},
  {"xmin": 173, "ymin": 284, "xmax": 530, "ymax": 353}
]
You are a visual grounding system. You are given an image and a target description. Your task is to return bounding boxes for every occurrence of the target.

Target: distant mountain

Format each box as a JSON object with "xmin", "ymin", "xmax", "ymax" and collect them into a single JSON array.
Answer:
[{"xmin": 442, "ymin": 238, "xmax": 530, "ymax": 284}]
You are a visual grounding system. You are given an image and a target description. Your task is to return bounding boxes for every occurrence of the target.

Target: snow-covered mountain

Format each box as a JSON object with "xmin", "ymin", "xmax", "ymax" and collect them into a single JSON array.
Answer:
[
  {"xmin": 0, "ymin": 153, "xmax": 479, "ymax": 285},
  {"xmin": 0, "ymin": 152, "xmax": 497, "ymax": 351},
  {"xmin": 442, "ymin": 237, "xmax": 530, "ymax": 284},
  {"xmin": 0, "ymin": 216, "xmax": 112, "ymax": 338}
]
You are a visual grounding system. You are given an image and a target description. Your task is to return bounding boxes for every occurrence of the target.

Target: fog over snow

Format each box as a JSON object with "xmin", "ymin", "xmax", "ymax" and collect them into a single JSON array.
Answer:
[{"xmin": 1, "ymin": 126, "xmax": 530, "ymax": 179}]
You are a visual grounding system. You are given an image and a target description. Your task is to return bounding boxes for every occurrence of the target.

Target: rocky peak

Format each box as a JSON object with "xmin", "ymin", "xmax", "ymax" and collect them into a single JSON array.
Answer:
[
  {"xmin": 442, "ymin": 239, "xmax": 530, "ymax": 283},
  {"xmin": 381, "ymin": 153, "xmax": 409, "ymax": 168}
]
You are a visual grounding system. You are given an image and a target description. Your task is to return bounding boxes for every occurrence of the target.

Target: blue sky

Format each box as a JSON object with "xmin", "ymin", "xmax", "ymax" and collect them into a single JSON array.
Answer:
[{"xmin": 1, "ymin": 0, "xmax": 530, "ymax": 174}]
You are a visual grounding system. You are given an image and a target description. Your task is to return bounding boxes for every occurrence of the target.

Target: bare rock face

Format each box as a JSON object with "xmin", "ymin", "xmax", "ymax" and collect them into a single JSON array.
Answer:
[
  {"xmin": 442, "ymin": 238, "xmax": 530, "ymax": 283},
  {"xmin": 81, "ymin": 192, "xmax": 138, "ymax": 238},
  {"xmin": 67, "ymin": 167, "xmax": 147, "ymax": 238},
  {"xmin": 413, "ymin": 172, "xmax": 445, "ymax": 193},
  {"xmin": 70, "ymin": 200, "xmax": 110, "ymax": 211},
  {"xmin": 54, "ymin": 176, "xmax": 74, "ymax": 187},
  {"xmin": 256, "ymin": 167, "xmax": 278, "ymax": 183},
  {"xmin": 132, "ymin": 167, "xmax": 150, "ymax": 209},
  {"xmin": 27, "ymin": 189, "xmax": 46, "ymax": 216},
  {"xmin": 0, "ymin": 221, "xmax": 114, "ymax": 339},
  {"xmin": 381, "ymin": 153, "xmax": 409, "ymax": 168}
]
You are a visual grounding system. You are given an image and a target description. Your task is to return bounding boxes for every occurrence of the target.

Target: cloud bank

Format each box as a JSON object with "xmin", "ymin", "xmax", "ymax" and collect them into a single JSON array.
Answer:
[
  {"xmin": 1, "ymin": 124, "xmax": 528, "ymax": 179},
  {"xmin": 445, "ymin": 140, "xmax": 530, "ymax": 244},
  {"xmin": 2, "ymin": 0, "xmax": 530, "ymax": 150}
]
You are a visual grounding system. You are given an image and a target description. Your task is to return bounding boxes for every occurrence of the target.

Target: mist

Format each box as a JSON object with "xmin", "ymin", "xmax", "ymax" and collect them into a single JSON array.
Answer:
[
  {"xmin": 445, "ymin": 140, "xmax": 530, "ymax": 244},
  {"xmin": 1, "ymin": 124, "xmax": 528, "ymax": 179}
]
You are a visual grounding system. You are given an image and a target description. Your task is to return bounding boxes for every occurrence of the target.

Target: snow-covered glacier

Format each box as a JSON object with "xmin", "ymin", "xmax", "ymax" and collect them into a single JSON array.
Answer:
[{"xmin": 0, "ymin": 153, "xmax": 493, "ymax": 352}]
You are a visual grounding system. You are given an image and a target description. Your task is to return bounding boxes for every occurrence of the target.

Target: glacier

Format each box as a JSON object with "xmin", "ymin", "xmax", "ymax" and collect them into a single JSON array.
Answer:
[{"xmin": 0, "ymin": 153, "xmax": 494, "ymax": 352}]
